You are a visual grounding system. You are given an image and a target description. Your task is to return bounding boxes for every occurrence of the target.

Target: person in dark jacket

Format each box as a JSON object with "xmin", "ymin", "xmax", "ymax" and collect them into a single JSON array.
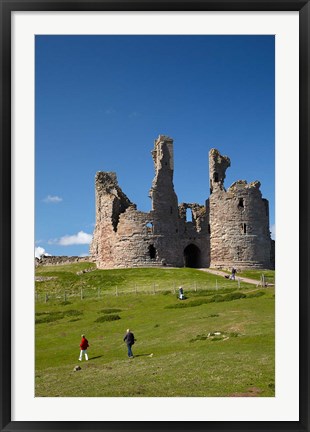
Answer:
[
  {"xmin": 230, "ymin": 268, "xmax": 237, "ymax": 280},
  {"xmin": 79, "ymin": 334, "xmax": 89, "ymax": 361},
  {"xmin": 123, "ymin": 329, "xmax": 135, "ymax": 358}
]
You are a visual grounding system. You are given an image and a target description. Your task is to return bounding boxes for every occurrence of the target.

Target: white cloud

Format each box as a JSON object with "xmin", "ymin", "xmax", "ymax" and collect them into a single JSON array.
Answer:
[
  {"xmin": 270, "ymin": 224, "xmax": 275, "ymax": 240},
  {"xmin": 35, "ymin": 247, "xmax": 52, "ymax": 258},
  {"xmin": 47, "ymin": 238, "xmax": 57, "ymax": 245},
  {"xmin": 43, "ymin": 195, "xmax": 63, "ymax": 203},
  {"xmin": 57, "ymin": 231, "xmax": 93, "ymax": 246},
  {"xmin": 105, "ymin": 108, "xmax": 116, "ymax": 115},
  {"xmin": 129, "ymin": 111, "xmax": 139, "ymax": 118}
]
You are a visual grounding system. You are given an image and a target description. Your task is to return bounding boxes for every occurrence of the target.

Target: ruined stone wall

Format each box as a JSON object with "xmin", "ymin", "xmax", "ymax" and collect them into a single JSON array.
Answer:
[
  {"xmin": 178, "ymin": 203, "xmax": 210, "ymax": 267},
  {"xmin": 90, "ymin": 171, "xmax": 132, "ymax": 268},
  {"xmin": 36, "ymin": 255, "xmax": 91, "ymax": 266},
  {"xmin": 91, "ymin": 135, "xmax": 211, "ymax": 269},
  {"xmin": 270, "ymin": 239, "xmax": 275, "ymax": 268},
  {"xmin": 108, "ymin": 207, "xmax": 163, "ymax": 268},
  {"xmin": 209, "ymin": 149, "xmax": 231, "ymax": 194},
  {"xmin": 149, "ymin": 136, "xmax": 179, "ymax": 234},
  {"xmin": 209, "ymin": 149, "xmax": 273, "ymax": 269},
  {"xmin": 146, "ymin": 136, "xmax": 186, "ymax": 266},
  {"xmin": 90, "ymin": 137, "xmax": 273, "ymax": 270}
]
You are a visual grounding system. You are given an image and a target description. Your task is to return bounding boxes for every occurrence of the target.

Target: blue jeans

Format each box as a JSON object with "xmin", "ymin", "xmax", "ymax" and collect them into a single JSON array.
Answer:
[{"xmin": 127, "ymin": 344, "xmax": 133, "ymax": 357}]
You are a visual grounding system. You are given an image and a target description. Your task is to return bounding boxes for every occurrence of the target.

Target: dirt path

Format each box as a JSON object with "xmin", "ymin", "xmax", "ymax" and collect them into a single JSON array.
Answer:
[{"xmin": 197, "ymin": 268, "xmax": 272, "ymax": 286}]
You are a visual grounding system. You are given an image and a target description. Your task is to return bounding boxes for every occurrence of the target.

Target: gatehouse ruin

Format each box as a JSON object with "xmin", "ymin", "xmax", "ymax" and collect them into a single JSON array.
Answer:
[{"xmin": 90, "ymin": 135, "xmax": 274, "ymax": 270}]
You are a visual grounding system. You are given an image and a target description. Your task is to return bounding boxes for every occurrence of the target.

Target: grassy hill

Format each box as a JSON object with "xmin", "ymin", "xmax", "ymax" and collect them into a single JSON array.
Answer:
[{"xmin": 35, "ymin": 264, "xmax": 275, "ymax": 397}]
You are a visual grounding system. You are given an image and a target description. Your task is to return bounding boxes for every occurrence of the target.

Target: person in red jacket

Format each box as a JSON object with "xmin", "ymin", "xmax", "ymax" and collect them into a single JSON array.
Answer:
[{"xmin": 79, "ymin": 334, "xmax": 89, "ymax": 361}]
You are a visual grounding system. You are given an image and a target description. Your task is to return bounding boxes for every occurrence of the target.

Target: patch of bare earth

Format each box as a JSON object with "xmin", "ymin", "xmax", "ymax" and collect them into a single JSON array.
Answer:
[{"xmin": 229, "ymin": 387, "xmax": 263, "ymax": 397}]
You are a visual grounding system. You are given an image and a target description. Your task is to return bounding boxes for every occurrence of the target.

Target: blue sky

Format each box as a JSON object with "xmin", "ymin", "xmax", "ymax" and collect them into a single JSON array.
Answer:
[{"xmin": 35, "ymin": 35, "xmax": 275, "ymax": 258}]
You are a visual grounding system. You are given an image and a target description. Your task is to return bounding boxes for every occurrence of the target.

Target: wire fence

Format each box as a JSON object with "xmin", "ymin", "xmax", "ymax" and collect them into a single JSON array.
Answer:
[{"xmin": 35, "ymin": 276, "xmax": 269, "ymax": 303}]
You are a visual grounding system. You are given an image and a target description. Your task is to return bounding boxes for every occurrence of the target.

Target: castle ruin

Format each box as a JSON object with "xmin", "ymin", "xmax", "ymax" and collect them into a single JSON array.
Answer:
[{"xmin": 90, "ymin": 135, "xmax": 274, "ymax": 270}]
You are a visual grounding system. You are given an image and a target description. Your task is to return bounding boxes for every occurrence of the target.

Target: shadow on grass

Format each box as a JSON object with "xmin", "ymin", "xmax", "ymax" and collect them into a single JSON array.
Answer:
[{"xmin": 89, "ymin": 355, "xmax": 104, "ymax": 360}]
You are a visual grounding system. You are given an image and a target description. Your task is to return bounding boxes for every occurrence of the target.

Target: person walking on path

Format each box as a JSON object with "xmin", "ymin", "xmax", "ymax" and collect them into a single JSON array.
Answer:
[
  {"xmin": 79, "ymin": 334, "xmax": 89, "ymax": 361},
  {"xmin": 178, "ymin": 286, "xmax": 184, "ymax": 300},
  {"xmin": 123, "ymin": 329, "xmax": 135, "ymax": 358},
  {"xmin": 230, "ymin": 268, "xmax": 237, "ymax": 280}
]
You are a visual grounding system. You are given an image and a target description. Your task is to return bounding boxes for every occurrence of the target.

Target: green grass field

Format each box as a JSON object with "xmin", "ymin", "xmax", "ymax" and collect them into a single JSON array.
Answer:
[{"xmin": 35, "ymin": 265, "xmax": 275, "ymax": 397}]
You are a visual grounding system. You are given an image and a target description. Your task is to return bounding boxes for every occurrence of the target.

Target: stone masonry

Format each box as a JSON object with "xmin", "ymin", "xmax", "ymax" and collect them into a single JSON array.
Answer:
[
  {"xmin": 209, "ymin": 149, "xmax": 273, "ymax": 269},
  {"xmin": 35, "ymin": 255, "xmax": 90, "ymax": 267},
  {"xmin": 90, "ymin": 135, "xmax": 274, "ymax": 270}
]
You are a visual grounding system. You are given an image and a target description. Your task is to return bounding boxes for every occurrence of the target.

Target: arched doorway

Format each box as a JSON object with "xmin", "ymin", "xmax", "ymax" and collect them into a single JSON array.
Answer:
[
  {"xmin": 148, "ymin": 244, "xmax": 156, "ymax": 259},
  {"xmin": 183, "ymin": 244, "xmax": 201, "ymax": 268}
]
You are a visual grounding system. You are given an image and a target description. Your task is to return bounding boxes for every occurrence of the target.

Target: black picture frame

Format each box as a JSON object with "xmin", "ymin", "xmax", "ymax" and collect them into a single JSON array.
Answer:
[{"xmin": 1, "ymin": 1, "xmax": 309, "ymax": 431}]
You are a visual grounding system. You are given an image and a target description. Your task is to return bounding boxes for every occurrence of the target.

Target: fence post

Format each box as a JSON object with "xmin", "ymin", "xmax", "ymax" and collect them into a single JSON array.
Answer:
[
  {"xmin": 262, "ymin": 274, "xmax": 265, "ymax": 287},
  {"xmin": 80, "ymin": 288, "xmax": 83, "ymax": 300}
]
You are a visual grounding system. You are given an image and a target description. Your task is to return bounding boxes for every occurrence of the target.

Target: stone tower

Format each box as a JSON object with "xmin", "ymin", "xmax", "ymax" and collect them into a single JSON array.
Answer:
[
  {"xmin": 149, "ymin": 135, "xmax": 179, "ymax": 233},
  {"xmin": 209, "ymin": 148, "xmax": 231, "ymax": 194},
  {"xmin": 209, "ymin": 149, "xmax": 272, "ymax": 269},
  {"xmin": 145, "ymin": 136, "xmax": 183, "ymax": 265}
]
